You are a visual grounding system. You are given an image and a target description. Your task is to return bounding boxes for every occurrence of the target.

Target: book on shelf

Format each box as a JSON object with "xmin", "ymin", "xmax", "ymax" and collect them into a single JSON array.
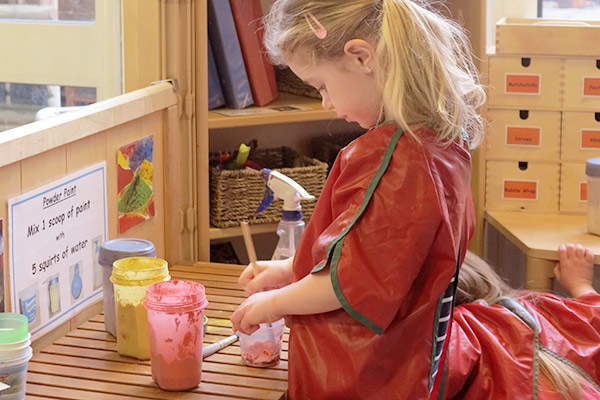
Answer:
[
  {"xmin": 229, "ymin": 0, "xmax": 278, "ymax": 107},
  {"xmin": 207, "ymin": 0, "xmax": 254, "ymax": 109},
  {"xmin": 207, "ymin": 40, "xmax": 225, "ymax": 110}
]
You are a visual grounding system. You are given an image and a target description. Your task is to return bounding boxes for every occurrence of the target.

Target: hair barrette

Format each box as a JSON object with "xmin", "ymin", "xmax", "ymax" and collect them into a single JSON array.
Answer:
[{"xmin": 304, "ymin": 12, "xmax": 327, "ymax": 39}]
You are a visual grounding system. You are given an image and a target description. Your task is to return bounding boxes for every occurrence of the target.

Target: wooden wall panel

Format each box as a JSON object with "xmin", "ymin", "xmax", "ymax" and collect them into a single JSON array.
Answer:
[{"xmin": 0, "ymin": 162, "xmax": 21, "ymax": 311}]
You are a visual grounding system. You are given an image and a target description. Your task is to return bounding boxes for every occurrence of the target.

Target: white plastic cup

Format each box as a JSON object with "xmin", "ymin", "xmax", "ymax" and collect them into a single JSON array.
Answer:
[
  {"xmin": 0, "ymin": 347, "xmax": 33, "ymax": 400},
  {"xmin": 586, "ymin": 158, "xmax": 600, "ymax": 236}
]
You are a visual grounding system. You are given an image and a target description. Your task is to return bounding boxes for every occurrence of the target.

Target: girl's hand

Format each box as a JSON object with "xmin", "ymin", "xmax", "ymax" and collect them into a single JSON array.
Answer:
[
  {"xmin": 238, "ymin": 257, "xmax": 293, "ymax": 295},
  {"xmin": 231, "ymin": 290, "xmax": 282, "ymax": 335},
  {"xmin": 555, "ymin": 243, "xmax": 597, "ymax": 298}
]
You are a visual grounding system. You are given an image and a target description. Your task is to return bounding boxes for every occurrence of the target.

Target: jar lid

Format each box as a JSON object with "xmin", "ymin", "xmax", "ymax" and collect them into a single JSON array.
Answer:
[
  {"xmin": 110, "ymin": 257, "xmax": 170, "ymax": 286},
  {"xmin": 586, "ymin": 157, "xmax": 600, "ymax": 178},
  {"xmin": 144, "ymin": 280, "xmax": 208, "ymax": 312},
  {"xmin": 0, "ymin": 313, "xmax": 29, "ymax": 343},
  {"xmin": 98, "ymin": 239, "xmax": 156, "ymax": 267}
]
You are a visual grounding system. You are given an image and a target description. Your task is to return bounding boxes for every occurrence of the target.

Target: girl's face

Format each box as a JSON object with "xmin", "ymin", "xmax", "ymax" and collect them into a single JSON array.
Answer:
[{"xmin": 286, "ymin": 50, "xmax": 381, "ymax": 129}]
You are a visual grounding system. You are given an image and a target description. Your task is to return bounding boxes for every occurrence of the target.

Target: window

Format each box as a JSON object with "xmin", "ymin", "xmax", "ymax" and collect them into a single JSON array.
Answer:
[
  {"xmin": 0, "ymin": 0, "xmax": 121, "ymax": 132},
  {"xmin": 539, "ymin": 0, "xmax": 600, "ymax": 19}
]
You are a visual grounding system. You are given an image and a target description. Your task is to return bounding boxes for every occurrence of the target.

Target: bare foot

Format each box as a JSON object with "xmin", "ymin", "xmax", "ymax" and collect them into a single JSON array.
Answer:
[{"xmin": 554, "ymin": 244, "xmax": 596, "ymax": 298}]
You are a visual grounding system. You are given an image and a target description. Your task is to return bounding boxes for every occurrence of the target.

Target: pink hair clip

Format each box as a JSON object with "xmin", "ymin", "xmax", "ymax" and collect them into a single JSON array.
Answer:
[{"xmin": 304, "ymin": 12, "xmax": 327, "ymax": 39}]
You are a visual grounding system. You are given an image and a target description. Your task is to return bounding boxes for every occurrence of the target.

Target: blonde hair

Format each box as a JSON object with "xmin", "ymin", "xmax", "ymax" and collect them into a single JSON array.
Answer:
[
  {"xmin": 459, "ymin": 251, "xmax": 587, "ymax": 399},
  {"xmin": 263, "ymin": 0, "xmax": 486, "ymax": 148}
]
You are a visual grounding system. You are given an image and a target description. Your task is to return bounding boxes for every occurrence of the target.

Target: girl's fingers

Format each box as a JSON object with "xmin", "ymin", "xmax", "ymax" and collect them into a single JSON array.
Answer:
[{"xmin": 575, "ymin": 244, "xmax": 585, "ymax": 258}]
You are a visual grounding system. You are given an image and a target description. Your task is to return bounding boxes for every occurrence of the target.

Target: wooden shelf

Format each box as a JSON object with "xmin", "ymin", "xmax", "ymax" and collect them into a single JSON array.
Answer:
[
  {"xmin": 209, "ymin": 222, "xmax": 278, "ymax": 240},
  {"xmin": 208, "ymin": 93, "xmax": 338, "ymax": 129}
]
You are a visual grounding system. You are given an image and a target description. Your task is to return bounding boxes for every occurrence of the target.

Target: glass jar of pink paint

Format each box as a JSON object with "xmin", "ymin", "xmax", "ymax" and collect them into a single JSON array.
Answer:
[{"xmin": 143, "ymin": 280, "xmax": 208, "ymax": 391}]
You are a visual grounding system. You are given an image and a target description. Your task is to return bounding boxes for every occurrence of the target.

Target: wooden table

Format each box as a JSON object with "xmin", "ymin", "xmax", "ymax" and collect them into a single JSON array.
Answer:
[
  {"xmin": 25, "ymin": 262, "xmax": 288, "ymax": 400},
  {"xmin": 484, "ymin": 211, "xmax": 600, "ymax": 291}
]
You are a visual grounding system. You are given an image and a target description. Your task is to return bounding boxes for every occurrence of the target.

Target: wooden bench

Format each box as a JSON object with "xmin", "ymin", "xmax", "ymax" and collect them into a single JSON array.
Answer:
[{"xmin": 26, "ymin": 262, "xmax": 288, "ymax": 399}]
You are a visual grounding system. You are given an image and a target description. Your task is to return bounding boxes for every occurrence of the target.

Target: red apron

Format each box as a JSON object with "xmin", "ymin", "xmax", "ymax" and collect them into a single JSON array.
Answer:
[
  {"xmin": 446, "ymin": 293, "xmax": 600, "ymax": 399},
  {"xmin": 288, "ymin": 123, "xmax": 475, "ymax": 399}
]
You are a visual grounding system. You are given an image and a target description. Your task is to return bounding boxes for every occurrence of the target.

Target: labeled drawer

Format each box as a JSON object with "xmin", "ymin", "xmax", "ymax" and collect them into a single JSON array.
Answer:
[
  {"xmin": 560, "ymin": 162, "xmax": 587, "ymax": 214},
  {"xmin": 486, "ymin": 109, "xmax": 561, "ymax": 160},
  {"xmin": 486, "ymin": 160, "xmax": 559, "ymax": 212},
  {"xmin": 563, "ymin": 58, "xmax": 600, "ymax": 111},
  {"xmin": 488, "ymin": 56, "xmax": 563, "ymax": 109},
  {"xmin": 561, "ymin": 111, "xmax": 600, "ymax": 161}
]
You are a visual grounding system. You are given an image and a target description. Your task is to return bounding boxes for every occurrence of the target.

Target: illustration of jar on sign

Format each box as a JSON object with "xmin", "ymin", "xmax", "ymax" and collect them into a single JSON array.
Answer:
[
  {"xmin": 18, "ymin": 284, "xmax": 40, "ymax": 330},
  {"xmin": 48, "ymin": 275, "xmax": 61, "ymax": 316},
  {"xmin": 70, "ymin": 262, "xmax": 83, "ymax": 304}
]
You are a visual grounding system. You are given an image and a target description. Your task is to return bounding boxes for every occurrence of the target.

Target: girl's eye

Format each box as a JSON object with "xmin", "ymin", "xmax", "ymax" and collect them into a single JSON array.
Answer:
[{"xmin": 318, "ymin": 86, "xmax": 327, "ymax": 93}]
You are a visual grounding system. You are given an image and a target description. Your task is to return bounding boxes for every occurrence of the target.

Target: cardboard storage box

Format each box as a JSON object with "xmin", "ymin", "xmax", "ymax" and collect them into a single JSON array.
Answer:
[
  {"xmin": 486, "ymin": 109, "xmax": 561, "ymax": 160},
  {"xmin": 563, "ymin": 58, "xmax": 600, "ymax": 111},
  {"xmin": 486, "ymin": 160, "xmax": 560, "ymax": 212},
  {"xmin": 560, "ymin": 162, "xmax": 587, "ymax": 214},
  {"xmin": 488, "ymin": 55, "xmax": 563, "ymax": 109},
  {"xmin": 495, "ymin": 17, "xmax": 600, "ymax": 57},
  {"xmin": 561, "ymin": 111, "xmax": 600, "ymax": 162}
]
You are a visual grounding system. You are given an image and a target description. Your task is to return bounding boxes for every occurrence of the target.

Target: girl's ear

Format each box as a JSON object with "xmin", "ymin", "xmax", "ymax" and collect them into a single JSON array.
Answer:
[{"xmin": 343, "ymin": 39, "xmax": 375, "ymax": 73}]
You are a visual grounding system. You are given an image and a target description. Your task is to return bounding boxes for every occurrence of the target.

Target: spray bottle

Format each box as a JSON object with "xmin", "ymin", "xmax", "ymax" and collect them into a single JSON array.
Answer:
[{"xmin": 256, "ymin": 168, "xmax": 315, "ymax": 260}]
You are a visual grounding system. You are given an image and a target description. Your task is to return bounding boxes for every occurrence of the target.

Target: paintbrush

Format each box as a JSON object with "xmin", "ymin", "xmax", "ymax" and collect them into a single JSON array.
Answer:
[{"xmin": 240, "ymin": 221, "xmax": 272, "ymax": 328}]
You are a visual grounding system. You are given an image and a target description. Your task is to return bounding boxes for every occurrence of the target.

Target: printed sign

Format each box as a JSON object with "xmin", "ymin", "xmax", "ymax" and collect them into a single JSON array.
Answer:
[
  {"xmin": 503, "ymin": 180, "xmax": 538, "ymax": 200},
  {"xmin": 583, "ymin": 77, "xmax": 600, "ymax": 97},
  {"xmin": 581, "ymin": 129, "xmax": 600, "ymax": 149},
  {"xmin": 506, "ymin": 126, "xmax": 541, "ymax": 146},
  {"xmin": 8, "ymin": 162, "xmax": 107, "ymax": 340},
  {"xmin": 505, "ymin": 74, "xmax": 541, "ymax": 95},
  {"xmin": 581, "ymin": 182, "xmax": 588, "ymax": 202}
]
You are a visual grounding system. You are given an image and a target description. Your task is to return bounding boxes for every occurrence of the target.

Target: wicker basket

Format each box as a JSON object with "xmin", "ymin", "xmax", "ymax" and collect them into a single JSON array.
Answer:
[
  {"xmin": 209, "ymin": 146, "xmax": 328, "ymax": 228},
  {"xmin": 275, "ymin": 67, "xmax": 321, "ymax": 99}
]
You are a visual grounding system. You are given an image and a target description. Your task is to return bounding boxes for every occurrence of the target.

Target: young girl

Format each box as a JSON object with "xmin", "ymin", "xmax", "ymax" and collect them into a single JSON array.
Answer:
[
  {"xmin": 448, "ymin": 244, "xmax": 600, "ymax": 399},
  {"xmin": 231, "ymin": 1, "xmax": 485, "ymax": 398}
]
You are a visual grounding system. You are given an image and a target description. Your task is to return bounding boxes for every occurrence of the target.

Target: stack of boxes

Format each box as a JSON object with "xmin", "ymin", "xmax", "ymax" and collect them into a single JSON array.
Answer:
[{"xmin": 485, "ymin": 18, "xmax": 600, "ymax": 214}]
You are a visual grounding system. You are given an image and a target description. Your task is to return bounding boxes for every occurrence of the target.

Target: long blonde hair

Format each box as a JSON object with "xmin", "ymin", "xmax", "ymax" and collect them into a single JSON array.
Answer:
[
  {"xmin": 263, "ymin": 0, "xmax": 486, "ymax": 148},
  {"xmin": 459, "ymin": 251, "xmax": 587, "ymax": 399}
]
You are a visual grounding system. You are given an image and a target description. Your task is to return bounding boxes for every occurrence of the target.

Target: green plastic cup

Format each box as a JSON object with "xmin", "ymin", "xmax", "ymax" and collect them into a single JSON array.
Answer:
[{"xmin": 0, "ymin": 313, "xmax": 29, "ymax": 344}]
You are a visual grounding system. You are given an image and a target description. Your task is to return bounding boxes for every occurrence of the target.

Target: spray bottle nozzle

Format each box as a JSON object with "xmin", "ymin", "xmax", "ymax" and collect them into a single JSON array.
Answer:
[{"xmin": 255, "ymin": 168, "xmax": 315, "ymax": 219}]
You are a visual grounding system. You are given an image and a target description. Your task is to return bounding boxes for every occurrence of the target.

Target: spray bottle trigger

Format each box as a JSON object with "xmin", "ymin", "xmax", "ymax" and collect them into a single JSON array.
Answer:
[{"xmin": 256, "ymin": 186, "xmax": 274, "ymax": 215}]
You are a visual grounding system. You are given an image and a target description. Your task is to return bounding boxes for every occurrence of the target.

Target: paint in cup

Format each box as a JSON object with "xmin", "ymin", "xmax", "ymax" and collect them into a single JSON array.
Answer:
[
  {"xmin": 238, "ymin": 319, "xmax": 285, "ymax": 367},
  {"xmin": 110, "ymin": 257, "xmax": 169, "ymax": 360},
  {"xmin": 98, "ymin": 239, "xmax": 155, "ymax": 338},
  {"xmin": 0, "ymin": 313, "xmax": 33, "ymax": 399},
  {"xmin": 144, "ymin": 280, "xmax": 209, "ymax": 391}
]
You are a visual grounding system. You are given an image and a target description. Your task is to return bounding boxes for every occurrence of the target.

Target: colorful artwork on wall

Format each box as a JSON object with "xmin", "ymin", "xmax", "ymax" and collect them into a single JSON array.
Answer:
[{"xmin": 117, "ymin": 135, "xmax": 155, "ymax": 233}]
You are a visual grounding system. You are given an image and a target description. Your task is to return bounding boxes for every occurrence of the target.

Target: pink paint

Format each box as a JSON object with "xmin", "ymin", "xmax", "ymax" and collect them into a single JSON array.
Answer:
[{"xmin": 144, "ymin": 280, "xmax": 208, "ymax": 391}]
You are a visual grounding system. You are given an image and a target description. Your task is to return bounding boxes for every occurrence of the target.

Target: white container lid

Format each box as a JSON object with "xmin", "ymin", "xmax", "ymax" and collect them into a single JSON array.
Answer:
[{"xmin": 586, "ymin": 157, "xmax": 600, "ymax": 178}]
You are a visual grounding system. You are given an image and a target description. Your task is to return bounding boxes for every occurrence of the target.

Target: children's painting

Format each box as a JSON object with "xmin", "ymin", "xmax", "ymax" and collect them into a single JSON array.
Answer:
[{"xmin": 117, "ymin": 135, "xmax": 155, "ymax": 233}]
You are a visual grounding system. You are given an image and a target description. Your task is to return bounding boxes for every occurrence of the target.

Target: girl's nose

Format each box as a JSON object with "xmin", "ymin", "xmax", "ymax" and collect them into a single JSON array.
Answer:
[{"xmin": 321, "ymin": 94, "xmax": 333, "ymax": 110}]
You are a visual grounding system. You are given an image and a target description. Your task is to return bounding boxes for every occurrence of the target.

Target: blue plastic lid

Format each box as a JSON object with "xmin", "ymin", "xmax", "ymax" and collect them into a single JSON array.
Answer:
[{"xmin": 98, "ymin": 238, "xmax": 156, "ymax": 267}]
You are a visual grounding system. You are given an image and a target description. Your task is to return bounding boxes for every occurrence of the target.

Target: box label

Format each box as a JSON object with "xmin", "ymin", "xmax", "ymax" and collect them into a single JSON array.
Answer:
[
  {"xmin": 506, "ymin": 126, "xmax": 541, "ymax": 146},
  {"xmin": 581, "ymin": 129, "xmax": 600, "ymax": 149},
  {"xmin": 503, "ymin": 180, "xmax": 538, "ymax": 200},
  {"xmin": 581, "ymin": 182, "xmax": 588, "ymax": 202},
  {"xmin": 505, "ymin": 74, "xmax": 541, "ymax": 94},
  {"xmin": 583, "ymin": 77, "xmax": 600, "ymax": 96}
]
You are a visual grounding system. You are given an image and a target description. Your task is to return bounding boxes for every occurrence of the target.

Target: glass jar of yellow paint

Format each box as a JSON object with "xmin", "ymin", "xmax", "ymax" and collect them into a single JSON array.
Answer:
[{"xmin": 110, "ymin": 257, "xmax": 170, "ymax": 360}]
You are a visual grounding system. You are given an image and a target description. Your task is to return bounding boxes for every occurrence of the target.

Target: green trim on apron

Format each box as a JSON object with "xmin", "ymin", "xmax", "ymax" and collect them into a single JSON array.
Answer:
[{"xmin": 311, "ymin": 126, "xmax": 403, "ymax": 335}]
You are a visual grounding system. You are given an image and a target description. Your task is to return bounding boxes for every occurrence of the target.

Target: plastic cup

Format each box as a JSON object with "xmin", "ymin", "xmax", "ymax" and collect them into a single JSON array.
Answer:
[
  {"xmin": 110, "ymin": 257, "xmax": 169, "ymax": 360},
  {"xmin": 0, "ymin": 313, "xmax": 33, "ymax": 399},
  {"xmin": 238, "ymin": 319, "xmax": 285, "ymax": 367},
  {"xmin": 98, "ymin": 239, "xmax": 155, "ymax": 337},
  {"xmin": 144, "ymin": 280, "xmax": 209, "ymax": 391}
]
